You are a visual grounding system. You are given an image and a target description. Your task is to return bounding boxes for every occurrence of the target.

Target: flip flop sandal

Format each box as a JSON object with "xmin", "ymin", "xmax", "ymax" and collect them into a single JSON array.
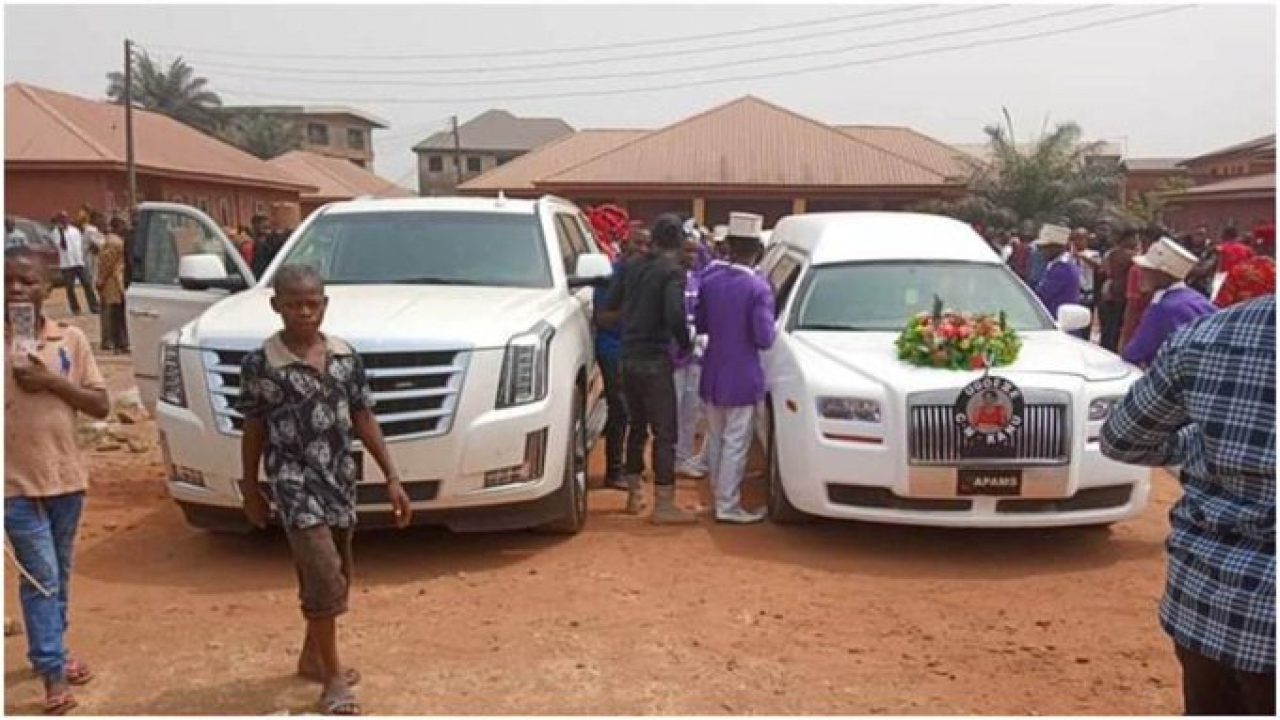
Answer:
[
  {"xmin": 43, "ymin": 691, "xmax": 78, "ymax": 716},
  {"xmin": 65, "ymin": 659, "xmax": 93, "ymax": 686},
  {"xmin": 322, "ymin": 685, "xmax": 361, "ymax": 716}
]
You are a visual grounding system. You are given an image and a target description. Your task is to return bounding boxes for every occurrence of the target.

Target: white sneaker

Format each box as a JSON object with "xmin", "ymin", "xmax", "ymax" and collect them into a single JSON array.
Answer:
[
  {"xmin": 715, "ymin": 507, "xmax": 766, "ymax": 524},
  {"xmin": 676, "ymin": 461, "xmax": 707, "ymax": 479}
]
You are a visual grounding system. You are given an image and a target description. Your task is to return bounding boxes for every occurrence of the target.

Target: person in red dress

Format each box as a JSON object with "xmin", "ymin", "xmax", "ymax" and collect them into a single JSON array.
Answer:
[
  {"xmin": 1216, "ymin": 229, "xmax": 1275, "ymax": 308},
  {"xmin": 972, "ymin": 391, "xmax": 1010, "ymax": 432}
]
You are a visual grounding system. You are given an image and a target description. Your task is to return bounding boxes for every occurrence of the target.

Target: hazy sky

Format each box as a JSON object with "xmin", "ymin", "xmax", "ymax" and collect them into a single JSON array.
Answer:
[{"xmin": 5, "ymin": 3, "xmax": 1276, "ymax": 187}]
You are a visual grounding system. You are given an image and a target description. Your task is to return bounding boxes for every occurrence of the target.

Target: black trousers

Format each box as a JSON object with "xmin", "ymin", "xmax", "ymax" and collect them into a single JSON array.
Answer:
[
  {"xmin": 1099, "ymin": 299, "xmax": 1126, "ymax": 352},
  {"xmin": 620, "ymin": 355, "xmax": 676, "ymax": 486},
  {"xmin": 597, "ymin": 353, "xmax": 629, "ymax": 480},
  {"xmin": 101, "ymin": 302, "xmax": 130, "ymax": 351},
  {"xmin": 1175, "ymin": 643, "xmax": 1275, "ymax": 716},
  {"xmin": 60, "ymin": 266, "xmax": 98, "ymax": 314}
]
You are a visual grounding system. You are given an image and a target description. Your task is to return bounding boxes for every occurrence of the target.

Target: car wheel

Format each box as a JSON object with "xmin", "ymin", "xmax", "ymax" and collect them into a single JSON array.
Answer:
[
  {"xmin": 766, "ymin": 406, "xmax": 809, "ymax": 524},
  {"xmin": 540, "ymin": 386, "xmax": 588, "ymax": 534}
]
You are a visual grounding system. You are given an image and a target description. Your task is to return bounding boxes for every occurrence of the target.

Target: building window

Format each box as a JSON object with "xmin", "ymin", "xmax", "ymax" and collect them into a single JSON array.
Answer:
[
  {"xmin": 307, "ymin": 123, "xmax": 330, "ymax": 146},
  {"xmin": 428, "ymin": 155, "xmax": 444, "ymax": 173},
  {"xmin": 466, "ymin": 156, "xmax": 482, "ymax": 173},
  {"xmin": 347, "ymin": 128, "xmax": 366, "ymax": 150}
]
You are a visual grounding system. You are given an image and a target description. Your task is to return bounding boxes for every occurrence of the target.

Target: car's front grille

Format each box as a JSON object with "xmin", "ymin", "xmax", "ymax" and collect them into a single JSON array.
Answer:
[
  {"xmin": 908, "ymin": 402, "xmax": 1070, "ymax": 465},
  {"xmin": 827, "ymin": 484, "xmax": 972, "ymax": 511},
  {"xmin": 996, "ymin": 485, "xmax": 1133, "ymax": 513},
  {"xmin": 204, "ymin": 347, "xmax": 469, "ymax": 440}
]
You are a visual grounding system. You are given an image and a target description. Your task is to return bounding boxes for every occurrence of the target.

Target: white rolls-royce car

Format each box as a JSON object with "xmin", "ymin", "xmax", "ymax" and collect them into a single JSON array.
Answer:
[{"xmin": 756, "ymin": 213, "xmax": 1150, "ymax": 528}]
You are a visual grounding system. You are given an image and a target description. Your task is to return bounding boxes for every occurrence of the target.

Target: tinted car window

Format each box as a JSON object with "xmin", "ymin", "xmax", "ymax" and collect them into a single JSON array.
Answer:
[
  {"xmin": 281, "ymin": 211, "xmax": 553, "ymax": 288},
  {"xmin": 795, "ymin": 261, "xmax": 1054, "ymax": 332}
]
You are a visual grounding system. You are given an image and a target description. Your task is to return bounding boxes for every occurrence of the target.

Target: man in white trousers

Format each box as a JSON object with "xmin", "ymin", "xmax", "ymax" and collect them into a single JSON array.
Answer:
[
  {"xmin": 673, "ymin": 233, "xmax": 708, "ymax": 478},
  {"xmin": 694, "ymin": 212, "xmax": 777, "ymax": 523}
]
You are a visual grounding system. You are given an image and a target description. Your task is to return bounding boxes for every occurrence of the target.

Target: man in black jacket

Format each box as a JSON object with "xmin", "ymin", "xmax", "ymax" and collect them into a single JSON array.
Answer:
[{"xmin": 604, "ymin": 213, "xmax": 696, "ymax": 525}]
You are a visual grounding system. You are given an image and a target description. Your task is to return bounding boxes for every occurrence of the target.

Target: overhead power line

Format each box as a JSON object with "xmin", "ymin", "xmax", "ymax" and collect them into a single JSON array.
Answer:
[
  {"xmin": 211, "ymin": 6, "xmax": 1196, "ymax": 107},
  {"xmin": 149, "ymin": 5, "xmax": 989, "ymax": 78},
  {"xmin": 140, "ymin": 4, "xmax": 933, "ymax": 61},
  {"xmin": 154, "ymin": 5, "xmax": 1102, "ymax": 90}
]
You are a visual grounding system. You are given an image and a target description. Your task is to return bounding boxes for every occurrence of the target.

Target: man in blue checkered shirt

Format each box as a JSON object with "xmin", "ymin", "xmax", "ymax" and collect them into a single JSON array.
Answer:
[{"xmin": 1102, "ymin": 295, "xmax": 1275, "ymax": 715}]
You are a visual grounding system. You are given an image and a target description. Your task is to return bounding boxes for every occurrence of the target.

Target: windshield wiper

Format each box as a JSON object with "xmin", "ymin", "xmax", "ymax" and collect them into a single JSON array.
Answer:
[
  {"xmin": 391, "ymin": 276, "xmax": 489, "ymax": 286},
  {"xmin": 797, "ymin": 323, "xmax": 875, "ymax": 331}
]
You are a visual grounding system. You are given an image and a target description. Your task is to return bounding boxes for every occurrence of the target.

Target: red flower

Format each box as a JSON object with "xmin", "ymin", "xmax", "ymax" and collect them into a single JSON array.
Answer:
[{"xmin": 970, "ymin": 355, "xmax": 987, "ymax": 370}]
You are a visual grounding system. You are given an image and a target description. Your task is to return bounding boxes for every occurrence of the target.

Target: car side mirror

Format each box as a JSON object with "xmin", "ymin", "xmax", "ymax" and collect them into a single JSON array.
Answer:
[
  {"xmin": 1057, "ymin": 303, "xmax": 1092, "ymax": 332},
  {"xmin": 178, "ymin": 254, "xmax": 247, "ymax": 292},
  {"xmin": 568, "ymin": 253, "xmax": 613, "ymax": 289}
]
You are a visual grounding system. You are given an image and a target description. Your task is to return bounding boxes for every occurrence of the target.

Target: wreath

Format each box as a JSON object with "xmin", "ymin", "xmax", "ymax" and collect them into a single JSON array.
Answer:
[{"xmin": 895, "ymin": 297, "xmax": 1022, "ymax": 370}]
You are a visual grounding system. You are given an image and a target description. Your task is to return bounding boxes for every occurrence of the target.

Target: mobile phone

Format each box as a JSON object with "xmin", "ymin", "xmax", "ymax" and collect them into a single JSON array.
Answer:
[{"xmin": 9, "ymin": 302, "xmax": 37, "ymax": 367}]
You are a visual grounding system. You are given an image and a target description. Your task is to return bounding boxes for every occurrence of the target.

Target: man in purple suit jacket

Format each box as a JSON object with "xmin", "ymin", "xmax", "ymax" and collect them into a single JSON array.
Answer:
[
  {"xmin": 1034, "ymin": 233, "xmax": 1082, "ymax": 323},
  {"xmin": 694, "ymin": 213, "xmax": 777, "ymax": 524},
  {"xmin": 1123, "ymin": 237, "xmax": 1217, "ymax": 367}
]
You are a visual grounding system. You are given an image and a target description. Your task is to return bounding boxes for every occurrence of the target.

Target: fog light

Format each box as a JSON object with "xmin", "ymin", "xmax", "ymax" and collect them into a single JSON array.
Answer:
[{"xmin": 484, "ymin": 428, "xmax": 549, "ymax": 488}]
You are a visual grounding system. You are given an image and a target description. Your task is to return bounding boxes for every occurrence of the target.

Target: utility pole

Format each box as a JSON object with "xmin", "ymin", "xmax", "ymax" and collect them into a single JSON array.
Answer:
[
  {"xmin": 451, "ymin": 115, "xmax": 462, "ymax": 189},
  {"xmin": 124, "ymin": 38, "xmax": 137, "ymax": 212}
]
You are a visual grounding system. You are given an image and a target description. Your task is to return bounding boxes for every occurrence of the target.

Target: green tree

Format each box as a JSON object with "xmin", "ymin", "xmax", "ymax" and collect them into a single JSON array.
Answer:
[
  {"xmin": 219, "ymin": 111, "xmax": 302, "ymax": 160},
  {"xmin": 915, "ymin": 110, "xmax": 1124, "ymax": 232},
  {"xmin": 1124, "ymin": 175, "xmax": 1191, "ymax": 227},
  {"xmin": 106, "ymin": 52, "xmax": 223, "ymax": 133}
]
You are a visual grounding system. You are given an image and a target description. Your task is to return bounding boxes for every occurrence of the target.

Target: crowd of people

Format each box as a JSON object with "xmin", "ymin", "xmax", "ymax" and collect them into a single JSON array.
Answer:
[
  {"xmin": 984, "ymin": 218, "xmax": 1276, "ymax": 364},
  {"xmin": 3, "ymin": 202, "xmax": 1274, "ymax": 715}
]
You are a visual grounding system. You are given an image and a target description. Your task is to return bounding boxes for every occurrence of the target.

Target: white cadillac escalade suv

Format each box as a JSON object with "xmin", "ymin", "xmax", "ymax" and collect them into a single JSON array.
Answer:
[
  {"xmin": 756, "ymin": 212, "xmax": 1150, "ymax": 529},
  {"xmin": 126, "ymin": 197, "xmax": 611, "ymax": 534}
]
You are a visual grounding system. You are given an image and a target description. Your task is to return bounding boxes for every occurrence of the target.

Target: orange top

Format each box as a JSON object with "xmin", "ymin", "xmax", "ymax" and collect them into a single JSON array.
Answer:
[
  {"xmin": 5, "ymin": 318, "xmax": 105, "ymax": 498},
  {"xmin": 973, "ymin": 404, "xmax": 1009, "ymax": 430}
]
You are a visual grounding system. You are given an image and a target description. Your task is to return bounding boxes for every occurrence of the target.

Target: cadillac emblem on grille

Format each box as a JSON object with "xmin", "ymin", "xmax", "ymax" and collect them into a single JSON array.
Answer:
[{"xmin": 953, "ymin": 376, "xmax": 1026, "ymax": 459}]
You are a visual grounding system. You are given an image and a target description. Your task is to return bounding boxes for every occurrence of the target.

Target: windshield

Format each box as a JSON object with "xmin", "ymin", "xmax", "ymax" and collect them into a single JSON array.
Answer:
[
  {"xmin": 279, "ymin": 210, "xmax": 553, "ymax": 288},
  {"xmin": 794, "ymin": 261, "xmax": 1055, "ymax": 332}
]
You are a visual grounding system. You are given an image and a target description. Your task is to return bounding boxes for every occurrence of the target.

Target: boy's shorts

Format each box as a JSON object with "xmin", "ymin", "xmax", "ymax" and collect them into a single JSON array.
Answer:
[{"xmin": 284, "ymin": 524, "xmax": 354, "ymax": 620}]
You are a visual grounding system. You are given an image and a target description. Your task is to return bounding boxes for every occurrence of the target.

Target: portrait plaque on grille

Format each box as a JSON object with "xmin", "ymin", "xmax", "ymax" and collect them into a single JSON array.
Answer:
[{"xmin": 953, "ymin": 376, "xmax": 1025, "ymax": 459}]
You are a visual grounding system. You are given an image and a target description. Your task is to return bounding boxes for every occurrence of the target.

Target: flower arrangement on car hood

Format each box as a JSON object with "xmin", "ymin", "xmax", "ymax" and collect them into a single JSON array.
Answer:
[{"xmin": 895, "ymin": 297, "xmax": 1022, "ymax": 370}]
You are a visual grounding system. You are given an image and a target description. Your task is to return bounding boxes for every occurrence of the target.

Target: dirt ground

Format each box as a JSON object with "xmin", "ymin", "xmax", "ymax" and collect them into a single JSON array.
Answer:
[{"xmin": 4, "ymin": 300, "xmax": 1184, "ymax": 715}]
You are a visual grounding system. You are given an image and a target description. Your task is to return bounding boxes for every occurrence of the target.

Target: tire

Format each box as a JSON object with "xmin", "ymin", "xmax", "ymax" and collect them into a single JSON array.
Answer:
[
  {"xmin": 766, "ymin": 405, "xmax": 809, "ymax": 524},
  {"xmin": 540, "ymin": 386, "xmax": 588, "ymax": 534}
]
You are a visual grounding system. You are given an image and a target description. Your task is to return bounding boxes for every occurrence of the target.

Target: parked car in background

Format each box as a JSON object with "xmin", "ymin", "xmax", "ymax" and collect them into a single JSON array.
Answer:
[
  {"xmin": 126, "ymin": 196, "xmax": 612, "ymax": 535},
  {"xmin": 756, "ymin": 212, "xmax": 1149, "ymax": 529},
  {"xmin": 10, "ymin": 217, "xmax": 63, "ymax": 285}
]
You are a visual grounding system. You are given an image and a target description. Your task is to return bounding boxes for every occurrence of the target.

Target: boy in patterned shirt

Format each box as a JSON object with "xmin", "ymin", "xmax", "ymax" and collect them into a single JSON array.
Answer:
[{"xmin": 237, "ymin": 264, "xmax": 412, "ymax": 716}]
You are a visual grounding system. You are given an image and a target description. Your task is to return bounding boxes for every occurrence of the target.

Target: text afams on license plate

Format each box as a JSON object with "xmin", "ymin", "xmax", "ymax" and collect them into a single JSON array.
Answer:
[{"xmin": 972, "ymin": 475, "xmax": 1018, "ymax": 487}]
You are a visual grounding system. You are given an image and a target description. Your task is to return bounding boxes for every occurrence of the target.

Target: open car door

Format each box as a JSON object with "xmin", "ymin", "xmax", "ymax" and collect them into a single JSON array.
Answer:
[{"xmin": 126, "ymin": 202, "xmax": 254, "ymax": 410}]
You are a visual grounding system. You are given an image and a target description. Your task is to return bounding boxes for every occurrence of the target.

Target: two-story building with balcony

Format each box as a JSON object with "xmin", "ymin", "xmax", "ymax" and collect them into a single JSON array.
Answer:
[{"xmin": 221, "ymin": 105, "xmax": 388, "ymax": 169}]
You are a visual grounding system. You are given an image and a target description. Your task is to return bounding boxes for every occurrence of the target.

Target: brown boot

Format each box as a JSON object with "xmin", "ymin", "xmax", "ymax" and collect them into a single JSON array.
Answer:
[{"xmin": 650, "ymin": 484, "xmax": 697, "ymax": 525}]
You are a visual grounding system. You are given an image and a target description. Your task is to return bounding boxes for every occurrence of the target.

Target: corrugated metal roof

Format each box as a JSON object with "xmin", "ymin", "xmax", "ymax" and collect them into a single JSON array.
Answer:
[
  {"xmin": 837, "ymin": 125, "xmax": 974, "ymax": 179},
  {"xmin": 1179, "ymin": 134, "xmax": 1276, "ymax": 166},
  {"xmin": 458, "ymin": 129, "xmax": 648, "ymax": 193},
  {"xmin": 5, "ymin": 83, "xmax": 310, "ymax": 191},
  {"xmin": 269, "ymin": 151, "xmax": 413, "ymax": 201},
  {"xmin": 1176, "ymin": 173, "xmax": 1275, "ymax": 197},
  {"xmin": 1124, "ymin": 157, "xmax": 1186, "ymax": 172},
  {"xmin": 414, "ymin": 109, "xmax": 574, "ymax": 152},
  {"xmin": 541, "ymin": 96, "xmax": 952, "ymax": 188}
]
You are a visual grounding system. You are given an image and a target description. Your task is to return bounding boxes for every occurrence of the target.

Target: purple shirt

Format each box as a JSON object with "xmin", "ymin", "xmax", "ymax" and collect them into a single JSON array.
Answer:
[
  {"xmin": 695, "ymin": 263, "xmax": 777, "ymax": 407},
  {"xmin": 1122, "ymin": 285, "xmax": 1218, "ymax": 367},
  {"xmin": 671, "ymin": 270, "xmax": 702, "ymax": 369},
  {"xmin": 1036, "ymin": 255, "xmax": 1082, "ymax": 317}
]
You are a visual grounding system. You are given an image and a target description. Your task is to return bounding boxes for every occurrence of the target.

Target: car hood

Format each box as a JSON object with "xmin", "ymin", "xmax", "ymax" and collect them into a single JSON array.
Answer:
[
  {"xmin": 187, "ymin": 285, "xmax": 563, "ymax": 351},
  {"xmin": 792, "ymin": 330, "xmax": 1135, "ymax": 390}
]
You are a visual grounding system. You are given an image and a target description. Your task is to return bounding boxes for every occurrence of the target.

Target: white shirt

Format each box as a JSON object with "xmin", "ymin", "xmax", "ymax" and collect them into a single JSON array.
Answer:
[
  {"xmin": 83, "ymin": 224, "xmax": 105, "ymax": 254},
  {"xmin": 1151, "ymin": 281, "xmax": 1188, "ymax": 305},
  {"xmin": 1070, "ymin": 249, "xmax": 1101, "ymax": 294},
  {"xmin": 53, "ymin": 224, "xmax": 84, "ymax": 268}
]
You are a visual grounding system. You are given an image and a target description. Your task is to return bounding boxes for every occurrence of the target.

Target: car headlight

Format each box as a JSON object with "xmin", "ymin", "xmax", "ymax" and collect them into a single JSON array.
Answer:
[
  {"xmin": 1088, "ymin": 396, "xmax": 1121, "ymax": 422},
  {"xmin": 159, "ymin": 342, "xmax": 187, "ymax": 408},
  {"xmin": 817, "ymin": 396, "xmax": 882, "ymax": 423},
  {"xmin": 496, "ymin": 322, "xmax": 555, "ymax": 408}
]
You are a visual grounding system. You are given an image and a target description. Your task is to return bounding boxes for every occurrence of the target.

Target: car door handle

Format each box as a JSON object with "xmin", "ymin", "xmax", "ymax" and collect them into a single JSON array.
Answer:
[{"xmin": 129, "ymin": 309, "xmax": 160, "ymax": 319}]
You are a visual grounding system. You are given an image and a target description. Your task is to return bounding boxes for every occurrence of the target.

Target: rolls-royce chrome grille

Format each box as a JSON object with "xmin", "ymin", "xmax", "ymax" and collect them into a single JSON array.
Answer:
[{"xmin": 908, "ymin": 402, "xmax": 1070, "ymax": 465}]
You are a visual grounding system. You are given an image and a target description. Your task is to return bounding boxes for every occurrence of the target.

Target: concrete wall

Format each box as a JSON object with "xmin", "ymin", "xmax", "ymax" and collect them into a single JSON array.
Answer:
[
  {"xmin": 1166, "ymin": 196, "xmax": 1275, "ymax": 233},
  {"xmin": 417, "ymin": 150, "xmax": 523, "ymax": 196},
  {"xmin": 299, "ymin": 113, "xmax": 376, "ymax": 169},
  {"xmin": 5, "ymin": 168, "xmax": 300, "ymax": 229}
]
